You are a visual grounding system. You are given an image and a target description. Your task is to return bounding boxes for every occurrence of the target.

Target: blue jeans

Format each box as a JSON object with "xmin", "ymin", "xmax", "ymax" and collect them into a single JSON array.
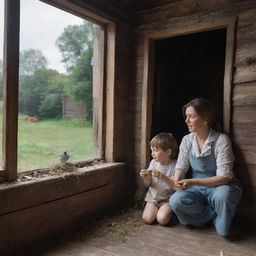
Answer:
[{"xmin": 169, "ymin": 183, "xmax": 242, "ymax": 236}]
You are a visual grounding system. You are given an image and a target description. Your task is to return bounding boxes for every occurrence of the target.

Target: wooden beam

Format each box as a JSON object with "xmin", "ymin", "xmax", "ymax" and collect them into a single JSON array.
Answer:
[
  {"xmin": 2, "ymin": 0, "xmax": 20, "ymax": 181},
  {"xmin": 93, "ymin": 25, "xmax": 105, "ymax": 158},
  {"xmin": 140, "ymin": 38, "xmax": 154, "ymax": 168},
  {"xmin": 105, "ymin": 23, "xmax": 116, "ymax": 162},
  {"xmin": 223, "ymin": 17, "xmax": 237, "ymax": 134},
  {"xmin": 40, "ymin": 0, "xmax": 128, "ymax": 25}
]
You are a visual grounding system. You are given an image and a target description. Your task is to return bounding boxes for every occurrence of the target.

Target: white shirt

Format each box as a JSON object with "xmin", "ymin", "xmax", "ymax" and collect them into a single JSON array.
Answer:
[
  {"xmin": 175, "ymin": 129, "xmax": 234, "ymax": 178},
  {"xmin": 145, "ymin": 159, "xmax": 176, "ymax": 204}
]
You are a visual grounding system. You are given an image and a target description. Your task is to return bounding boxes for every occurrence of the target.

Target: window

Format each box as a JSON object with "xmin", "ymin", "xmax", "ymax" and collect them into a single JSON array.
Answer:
[
  {"xmin": 2, "ymin": 0, "xmax": 114, "ymax": 180},
  {"xmin": 18, "ymin": 0, "xmax": 99, "ymax": 171}
]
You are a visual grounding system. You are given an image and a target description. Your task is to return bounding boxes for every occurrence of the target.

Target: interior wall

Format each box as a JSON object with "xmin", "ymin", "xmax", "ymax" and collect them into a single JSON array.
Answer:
[
  {"xmin": 151, "ymin": 29, "xmax": 226, "ymax": 143},
  {"xmin": 0, "ymin": 0, "xmax": 133, "ymax": 253},
  {"xmin": 129, "ymin": 0, "xmax": 256, "ymax": 218}
]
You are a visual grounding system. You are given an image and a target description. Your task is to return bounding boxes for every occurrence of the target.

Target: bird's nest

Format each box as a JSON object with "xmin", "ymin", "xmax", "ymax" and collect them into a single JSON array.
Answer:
[{"xmin": 19, "ymin": 158, "xmax": 105, "ymax": 182}]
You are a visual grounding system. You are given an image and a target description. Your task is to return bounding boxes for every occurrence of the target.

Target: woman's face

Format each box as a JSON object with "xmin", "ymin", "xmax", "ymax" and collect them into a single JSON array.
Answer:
[{"xmin": 185, "ymin": 106, "xmax": 208, "ymax": 133}]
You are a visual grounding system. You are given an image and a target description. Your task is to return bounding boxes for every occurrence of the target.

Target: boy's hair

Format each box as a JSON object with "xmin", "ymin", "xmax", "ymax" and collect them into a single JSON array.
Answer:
[{"xmin": 150, "ymin": 132, "xmax": 178, "ymax": 158}]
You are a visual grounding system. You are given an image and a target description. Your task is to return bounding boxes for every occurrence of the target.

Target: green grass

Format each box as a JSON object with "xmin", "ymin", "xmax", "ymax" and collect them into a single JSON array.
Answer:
[{"xmin": 0, "ymin": 115, "xmax": 97, "ymax": 172}]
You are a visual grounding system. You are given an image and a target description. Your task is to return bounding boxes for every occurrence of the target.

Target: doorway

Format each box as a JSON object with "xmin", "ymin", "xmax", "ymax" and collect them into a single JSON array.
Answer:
[{"xmin": 151, "ymin": 29, "xmax": 226, "ymax": 144}]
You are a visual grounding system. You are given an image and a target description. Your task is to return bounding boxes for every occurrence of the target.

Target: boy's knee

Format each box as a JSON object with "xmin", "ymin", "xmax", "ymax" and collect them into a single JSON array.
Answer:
[
  {"xmin": 142, "ymin": 214, "xmax": 155, "ymax": 225},
  {"xmin": 157, "ymin": 215, "xmax": 170, "ymax": 226}
]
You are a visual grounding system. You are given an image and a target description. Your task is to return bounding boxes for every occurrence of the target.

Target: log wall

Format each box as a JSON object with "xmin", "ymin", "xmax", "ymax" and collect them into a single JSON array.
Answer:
[{"xmin": 128, "ymin": 0, "xmax": 256, "ymax": 215}]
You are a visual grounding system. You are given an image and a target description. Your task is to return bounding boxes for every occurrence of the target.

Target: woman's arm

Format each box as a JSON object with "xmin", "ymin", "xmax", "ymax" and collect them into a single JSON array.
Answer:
[{"xmin": 177, "ymin": 175, "xmax": 231, "ymax": 189}]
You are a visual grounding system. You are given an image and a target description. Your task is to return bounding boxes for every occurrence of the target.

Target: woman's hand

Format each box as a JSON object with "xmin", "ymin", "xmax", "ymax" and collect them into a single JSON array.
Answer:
[
  {"xmin": 176, "ymin": 179, "xmax": 194, "ymax": 190},
  {"xmin": 173, "ymin": 169, "xmax": 186, "ymax": 183}
]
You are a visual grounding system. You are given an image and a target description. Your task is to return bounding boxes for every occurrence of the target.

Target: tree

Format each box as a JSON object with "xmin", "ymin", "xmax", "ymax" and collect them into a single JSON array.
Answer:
[
  {"xmin": 19, "ymin": 68, "xmax": 66, "ymax": 119},
  {"xmin": 56, "ymin": 21, "xmax": 93, "ymax": 122},
  {"xmin": 56, "ymin": 21, "xmax": 93, "ymax": 71},
  {"xmin": 19, "ymin": 49, "xmax": 48, "ymax": 76}
]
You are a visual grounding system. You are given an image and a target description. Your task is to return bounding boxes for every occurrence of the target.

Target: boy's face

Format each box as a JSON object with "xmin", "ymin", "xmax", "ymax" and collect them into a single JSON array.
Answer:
[{"xmin": 150, "ymin": 146, "xmax": 171, "ymax": 165}]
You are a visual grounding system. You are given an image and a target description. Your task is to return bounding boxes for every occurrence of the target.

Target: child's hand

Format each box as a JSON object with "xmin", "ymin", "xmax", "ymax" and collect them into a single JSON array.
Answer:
[
  {"xmin": 168, "ymin": 176, "xmax": 180, "ymax": 190},
  {"xmin": 140, "ymin": 169, "xmax": 151, "ymax": 178},
  {"xmin": 151, "ymin": 169, "xmax": 163, "ymax": 179}
]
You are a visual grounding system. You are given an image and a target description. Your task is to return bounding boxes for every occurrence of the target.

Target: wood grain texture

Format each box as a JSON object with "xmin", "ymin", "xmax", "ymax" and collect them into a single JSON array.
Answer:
[
  {"xmin": 233, "ymin": 82, "xmax": 256, "ymax": 106},
  {"xmin": 2, "ymin": 0, "xmax": 20, "ymax": 181},
  {"xmin": 0, "ymin": 163, "xmax": 126, "ymax": 216},
  {"xmin": 0, "ymin": 183, "xmax": 121, "ymax": 253},
  {"xmin": 129, "ymin": 1, "xmax": 256, "ymax": 218},
  {"xmin": 0, "ymin": 164, "xmax": 127, "ymax": 254},
  {"xmin": 234, "ymin": 8, "xmax": 256, "ymax": 83}
]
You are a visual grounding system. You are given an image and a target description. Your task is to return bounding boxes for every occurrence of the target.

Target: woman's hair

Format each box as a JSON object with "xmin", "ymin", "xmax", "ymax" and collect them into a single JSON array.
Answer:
[
  {"xmin": 183, "ymin": 98, "xmax": 222, "ymax": 131},
  {"xmin": 150, "ymin": 132, "xmax": 178, "ymax": 158}
]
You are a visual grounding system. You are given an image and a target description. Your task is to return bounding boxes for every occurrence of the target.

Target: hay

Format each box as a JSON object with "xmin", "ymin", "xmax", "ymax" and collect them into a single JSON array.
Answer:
[{"xmin": 18, "ymin": 158, "xmax": 105, "ymax": 182}]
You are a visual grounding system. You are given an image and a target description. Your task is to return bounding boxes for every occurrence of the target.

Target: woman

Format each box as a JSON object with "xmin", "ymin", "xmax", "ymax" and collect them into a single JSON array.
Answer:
[{"xmin": 169, "ymin": 98, "xmax": 242, "ymax": 236}]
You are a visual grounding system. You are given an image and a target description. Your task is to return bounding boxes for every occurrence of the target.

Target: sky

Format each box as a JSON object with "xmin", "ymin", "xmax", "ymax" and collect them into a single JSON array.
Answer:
[{"xmin": 0, "ymin": 0, "xmax": 84, "ymax": 73}]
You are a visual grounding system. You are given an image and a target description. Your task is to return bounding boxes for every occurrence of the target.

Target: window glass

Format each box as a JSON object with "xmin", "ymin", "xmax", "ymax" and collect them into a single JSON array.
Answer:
[
  {"xmin": 0, "ymin": 1, "xmax": 4, "ymax": 169},
  {"xmin": 18, "ymin": 0, "xmax": 99, "ymax": 171}
]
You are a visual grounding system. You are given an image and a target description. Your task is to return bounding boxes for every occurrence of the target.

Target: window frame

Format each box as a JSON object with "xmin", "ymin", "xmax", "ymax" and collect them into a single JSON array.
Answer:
[{"xmin": 2, "ymin": 0, "xmax": 115, "ymax": 181}]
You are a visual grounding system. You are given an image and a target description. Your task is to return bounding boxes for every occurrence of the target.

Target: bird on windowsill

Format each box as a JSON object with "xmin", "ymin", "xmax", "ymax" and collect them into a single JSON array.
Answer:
[{"xmin": 58, "ymin": 151, "xmax": 70, "ymax": 163}]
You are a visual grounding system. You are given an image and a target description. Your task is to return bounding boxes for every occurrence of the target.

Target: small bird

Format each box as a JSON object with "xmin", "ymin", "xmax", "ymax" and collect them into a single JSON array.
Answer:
[{"xmin": 58, "ymin": 152, "xmax": 70, "ymax": 163}]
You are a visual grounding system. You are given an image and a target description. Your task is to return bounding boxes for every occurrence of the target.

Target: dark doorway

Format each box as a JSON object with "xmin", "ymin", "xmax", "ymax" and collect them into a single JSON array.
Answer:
[{"xmin": 151, "ymin": 29, "xmax": 226, "ymax": 144}]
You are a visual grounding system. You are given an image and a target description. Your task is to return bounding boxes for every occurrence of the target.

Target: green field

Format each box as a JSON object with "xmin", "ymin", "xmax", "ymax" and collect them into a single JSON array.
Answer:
[{"xmin": 0, "ymin": 116, "xmax": 96, "ymax": 172}]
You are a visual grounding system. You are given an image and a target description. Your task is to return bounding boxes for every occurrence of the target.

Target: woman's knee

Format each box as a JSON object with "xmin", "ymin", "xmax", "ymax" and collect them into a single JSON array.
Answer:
[
  {"xmin": 169, "ymin": 191, "xmax": 189, "ymax": 210},
  {"xmin": 211, "ymin": 185, "xmax": 241, "ymax": 210}
]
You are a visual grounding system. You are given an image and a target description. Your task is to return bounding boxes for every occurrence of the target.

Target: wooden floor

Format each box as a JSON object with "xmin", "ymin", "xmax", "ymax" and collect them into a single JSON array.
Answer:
[{"xmin": 23, "ymin": 209, "xmax": 256, "ymax": 256}]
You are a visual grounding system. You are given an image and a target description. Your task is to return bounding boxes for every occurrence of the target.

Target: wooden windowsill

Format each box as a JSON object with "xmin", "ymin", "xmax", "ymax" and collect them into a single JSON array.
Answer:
[{"xmin": 0, "ymin": 162, "xmax": 127, "ymax": 216}]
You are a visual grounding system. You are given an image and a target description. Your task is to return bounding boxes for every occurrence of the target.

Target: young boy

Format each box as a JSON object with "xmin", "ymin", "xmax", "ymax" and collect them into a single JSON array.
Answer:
[{"xmin": 140, "ymin": 132, "xmax": 178, "ymax": 225}]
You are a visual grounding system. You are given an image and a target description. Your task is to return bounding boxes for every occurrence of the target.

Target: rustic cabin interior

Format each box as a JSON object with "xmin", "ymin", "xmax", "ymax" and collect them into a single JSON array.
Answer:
[{"xmin": 1, "ymin": 0, "xmax": 256, "ymax": 255}]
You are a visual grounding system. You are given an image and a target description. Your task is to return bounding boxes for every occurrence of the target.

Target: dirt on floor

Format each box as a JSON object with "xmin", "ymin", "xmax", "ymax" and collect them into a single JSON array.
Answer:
[{"xmin": 71, "ymin": 208, "xmax": 144, "ymax": 243}]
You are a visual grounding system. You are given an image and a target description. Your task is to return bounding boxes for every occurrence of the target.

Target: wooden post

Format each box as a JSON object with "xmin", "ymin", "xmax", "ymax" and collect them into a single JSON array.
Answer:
[
  {"xmin": 93, "ymin": 24, "xmax": 105, "ymax": 157},
  {"xmin": 2, "ymin": 0, "xmax": 20, "ymax": 181},
  {"xmin": 105, "ymin": 23, "xmax": 115, "ymax": 162},
  {"xmin": 140, "ymin": 38, "xmax": 154, "ymax": 169}
]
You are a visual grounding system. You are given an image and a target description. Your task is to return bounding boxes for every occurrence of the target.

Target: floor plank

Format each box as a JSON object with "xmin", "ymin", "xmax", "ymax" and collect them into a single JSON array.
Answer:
[{"xmin": 22, "ymin": 208, "xmax": 256, "ymax": 256}]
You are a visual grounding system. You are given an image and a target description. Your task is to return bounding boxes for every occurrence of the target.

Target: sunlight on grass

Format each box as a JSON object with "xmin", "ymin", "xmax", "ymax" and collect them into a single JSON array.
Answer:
[{"xmin": 18, "ymin": 116, "xmax": 97, "ymax": 172}]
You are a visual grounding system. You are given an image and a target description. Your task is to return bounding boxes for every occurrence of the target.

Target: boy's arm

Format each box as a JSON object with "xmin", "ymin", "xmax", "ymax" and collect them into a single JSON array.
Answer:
[{"xmin": 151, "ymin": 169, "xmax": 179, "ymax": 190}]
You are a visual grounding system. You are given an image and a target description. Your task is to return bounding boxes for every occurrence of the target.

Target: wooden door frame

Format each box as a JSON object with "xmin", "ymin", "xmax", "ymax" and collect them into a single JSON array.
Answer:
[{"xmin": 141, "ymin": 17, "xmax": 237, "ymax": 168}]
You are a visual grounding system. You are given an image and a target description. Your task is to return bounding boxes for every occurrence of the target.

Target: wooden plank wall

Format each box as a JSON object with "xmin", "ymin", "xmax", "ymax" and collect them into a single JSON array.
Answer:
[
  {"xmin": 128, "ymin": 0, "xmax": 256, "ymax": 215},
  {"xmin": 0, "ymin": 164, "xmax": 127, "ymax": 255}
]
